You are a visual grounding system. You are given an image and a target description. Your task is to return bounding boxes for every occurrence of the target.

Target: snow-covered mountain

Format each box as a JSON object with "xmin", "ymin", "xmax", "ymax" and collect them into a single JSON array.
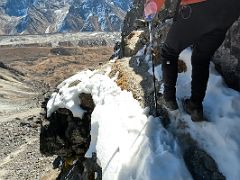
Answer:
[{"xmin": 0, "ymin": 0, "xmax": 132, "ymax": 35}]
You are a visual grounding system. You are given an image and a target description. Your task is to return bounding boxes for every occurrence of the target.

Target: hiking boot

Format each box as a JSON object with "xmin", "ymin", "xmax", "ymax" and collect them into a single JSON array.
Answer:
[
  {"xmin": 163, "ymin": 98, "xmax": 178, "ymax": 111},
  {"xmin": 183, "ymin": 99, "xmax": 204, "ymax": 122}
]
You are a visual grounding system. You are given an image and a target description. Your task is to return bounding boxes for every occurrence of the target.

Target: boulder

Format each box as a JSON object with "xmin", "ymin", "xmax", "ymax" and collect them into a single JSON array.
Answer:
[
  {"xmin": 184, "ymin": 147, "xmax": 225, "ymax": 180},
  {"xmin": 214, "ymin": 18, "xmax": 240, "ymax": 91},
  {"xmin": 40, "ymin": 93, "xmax": 94, "ymax": 158}
]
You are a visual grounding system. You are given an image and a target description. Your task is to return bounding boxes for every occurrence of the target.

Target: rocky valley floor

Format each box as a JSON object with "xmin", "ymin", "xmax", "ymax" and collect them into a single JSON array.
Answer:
[{"xmin": 0, "ymin": 46, "xmax": 114, "ymax": 180}]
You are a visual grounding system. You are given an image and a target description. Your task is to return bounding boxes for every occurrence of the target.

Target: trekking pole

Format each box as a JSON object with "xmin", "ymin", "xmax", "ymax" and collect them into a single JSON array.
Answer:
[{"xmin": 148, "ymin": 21, "xmax": 159, "ymax": 116}]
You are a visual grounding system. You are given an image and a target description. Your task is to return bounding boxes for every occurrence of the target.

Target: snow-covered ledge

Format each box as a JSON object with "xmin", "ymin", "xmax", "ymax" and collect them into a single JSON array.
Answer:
[
  {"xmin": 43, "ymin": 48, "xmax": 240, "ymax": 179},
  {"xmin": 46, "ymin": 67, "xmax": 191, "ymax": 179}
]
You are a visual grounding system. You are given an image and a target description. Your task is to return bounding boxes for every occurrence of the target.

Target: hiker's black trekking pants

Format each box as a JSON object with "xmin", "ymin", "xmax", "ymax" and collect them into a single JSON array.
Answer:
[{"xmin": 161, "ymin": 0, "xmax": 240, "ymax": 104}]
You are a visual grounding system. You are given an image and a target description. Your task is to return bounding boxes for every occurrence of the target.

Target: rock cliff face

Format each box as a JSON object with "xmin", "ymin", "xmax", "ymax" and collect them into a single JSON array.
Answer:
[
  {"xmin": 121, "ymin": 1, "xmax": 240, "ymax": 91},
  {"xmin": 214, "ymin": 18, "xmax": 240, "ymax": 91},
  {"xmin": 0, "ymin": 0, "xmax": 132, "ymax": 35},
  {"xmin": 121, "ymin": 0, "xmax": 144, "ymax": 38}
]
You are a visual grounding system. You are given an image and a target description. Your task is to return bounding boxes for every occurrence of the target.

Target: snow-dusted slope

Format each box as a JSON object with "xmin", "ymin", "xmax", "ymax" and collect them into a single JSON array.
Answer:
[
  {"xmin": 0, "ymin": 0, "xmax": 132, "ymax": 35},
  {"xmin": 46, "ymin": 48, "xmax": 240, "ymax": 179}
]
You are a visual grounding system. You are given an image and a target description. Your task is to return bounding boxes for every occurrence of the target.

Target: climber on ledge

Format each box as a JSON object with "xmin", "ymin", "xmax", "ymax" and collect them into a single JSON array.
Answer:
[{"xmin": 144, "ymin": 0, "xmax": 240, "ymax": 121}]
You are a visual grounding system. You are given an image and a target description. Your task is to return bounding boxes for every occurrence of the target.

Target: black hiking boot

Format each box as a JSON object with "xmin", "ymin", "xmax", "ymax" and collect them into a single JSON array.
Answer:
[
  {"xmin": 163, "ymin": 98, "xmax": 178, "ymax": 111},
  {"xmin": 161, "ymin": 44, "xmax": 179, "ymax": 111},
  {"xmin": 183, "ymin": 99, "xmax": 204, "ymax": 122}
]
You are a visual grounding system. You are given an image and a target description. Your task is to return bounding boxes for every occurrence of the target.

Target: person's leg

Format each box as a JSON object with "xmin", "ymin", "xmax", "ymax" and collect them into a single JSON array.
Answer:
[
  {"xmin": 161, "ymin": 44, "xmax": 179, "ymax": 110},
  {"xmin": 161, "ymin": 1, "xmax": 214, "ymax": 110},
  {"xmin": 161, "ymin": 0, "xmax": 239, "ymax": 110},
  {"xmin": 184, "ymin": 29, "xmax": 227, "ymax": 121},
  {"xmin": 191, "ymin": 29, "xmax": 227, "ymax": 104}
]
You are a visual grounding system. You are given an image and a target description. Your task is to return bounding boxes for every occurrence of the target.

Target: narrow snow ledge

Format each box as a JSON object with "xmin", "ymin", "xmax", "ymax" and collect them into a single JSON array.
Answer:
[
  {"xmin": 47, "ymin": 69, "xmax": 191, "ymax": 179},
  {"xmin": 45, "ymin": 47, "xmax": 240, "ymax": 179}
]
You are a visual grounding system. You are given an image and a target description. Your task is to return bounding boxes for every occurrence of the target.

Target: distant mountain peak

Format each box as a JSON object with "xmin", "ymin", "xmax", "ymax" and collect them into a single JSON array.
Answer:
[{"xmin": 0, "ymin": 0, "xmax": 132, "ymax": 35}]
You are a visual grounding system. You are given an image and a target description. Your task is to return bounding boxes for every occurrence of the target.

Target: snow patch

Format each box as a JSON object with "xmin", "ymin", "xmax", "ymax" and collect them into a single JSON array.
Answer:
[
  {"xmin": 47, "ymin": 69, "xmax": 191, "ymax": 179},
  {"xmin": 175, "ymin": 48, "xmax": 240, "ymax": 180},
  {"xmin": 54, "ymin": 6, "xmax": 70, "ymax": 31}
]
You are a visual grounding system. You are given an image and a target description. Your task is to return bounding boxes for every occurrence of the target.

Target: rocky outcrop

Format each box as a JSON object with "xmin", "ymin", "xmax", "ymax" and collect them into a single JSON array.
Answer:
[
  {"xmin": 40, "ymin": 94, "xmax": 94, "ymax": 158},
  {"xmin": 123, "ymin": 30, "xmax": 147, "ymax": 56},
  {"xmin": 120, "ymin": 0, "xmax": 171, "ymax": 58},
  {"xmin": 214, "ymin": 18, "xmax": 240, "ymax": 91},
  {"xmin": 121, "ymin": 0, "xmax": 144, "ymax": 39}
]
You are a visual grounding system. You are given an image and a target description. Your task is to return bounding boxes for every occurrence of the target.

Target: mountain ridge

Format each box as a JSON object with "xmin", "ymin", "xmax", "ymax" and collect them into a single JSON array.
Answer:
[{"xmin": 0, "ymin": 0, "xmax": 132, "ymax": 35}]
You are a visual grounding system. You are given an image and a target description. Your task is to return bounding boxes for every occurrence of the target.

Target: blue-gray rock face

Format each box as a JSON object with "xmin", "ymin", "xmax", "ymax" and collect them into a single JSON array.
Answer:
[{"xmin": 0, "ymin": 0, "xmax": 132, "ymax": 34}]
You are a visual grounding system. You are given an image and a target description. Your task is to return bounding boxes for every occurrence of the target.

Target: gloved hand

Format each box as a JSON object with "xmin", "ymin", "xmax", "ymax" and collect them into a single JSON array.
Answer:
[{"xmin": 144, "ymin": 0, "xmax": 158, "ymax": 21}]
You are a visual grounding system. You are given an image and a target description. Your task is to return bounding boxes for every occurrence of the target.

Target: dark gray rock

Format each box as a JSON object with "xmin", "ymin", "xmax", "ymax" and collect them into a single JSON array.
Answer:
[
  {"xmin": 121, "ymin": 0, "xmax": 144, "ymax": 39},
  {"xmin": 214, "ymin": 18, "xmax": 240, "ymax": 91},
  {"xmin": 40, "ymin": 92, "xmax": 100, "ymax": 179},
  {"xmin": 184, "ymin": 147, "xmax": 225, "ymax": 180},
  {"xmin": 40, "ymin": 93, "xmax": 94, "ymax": 159}
]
